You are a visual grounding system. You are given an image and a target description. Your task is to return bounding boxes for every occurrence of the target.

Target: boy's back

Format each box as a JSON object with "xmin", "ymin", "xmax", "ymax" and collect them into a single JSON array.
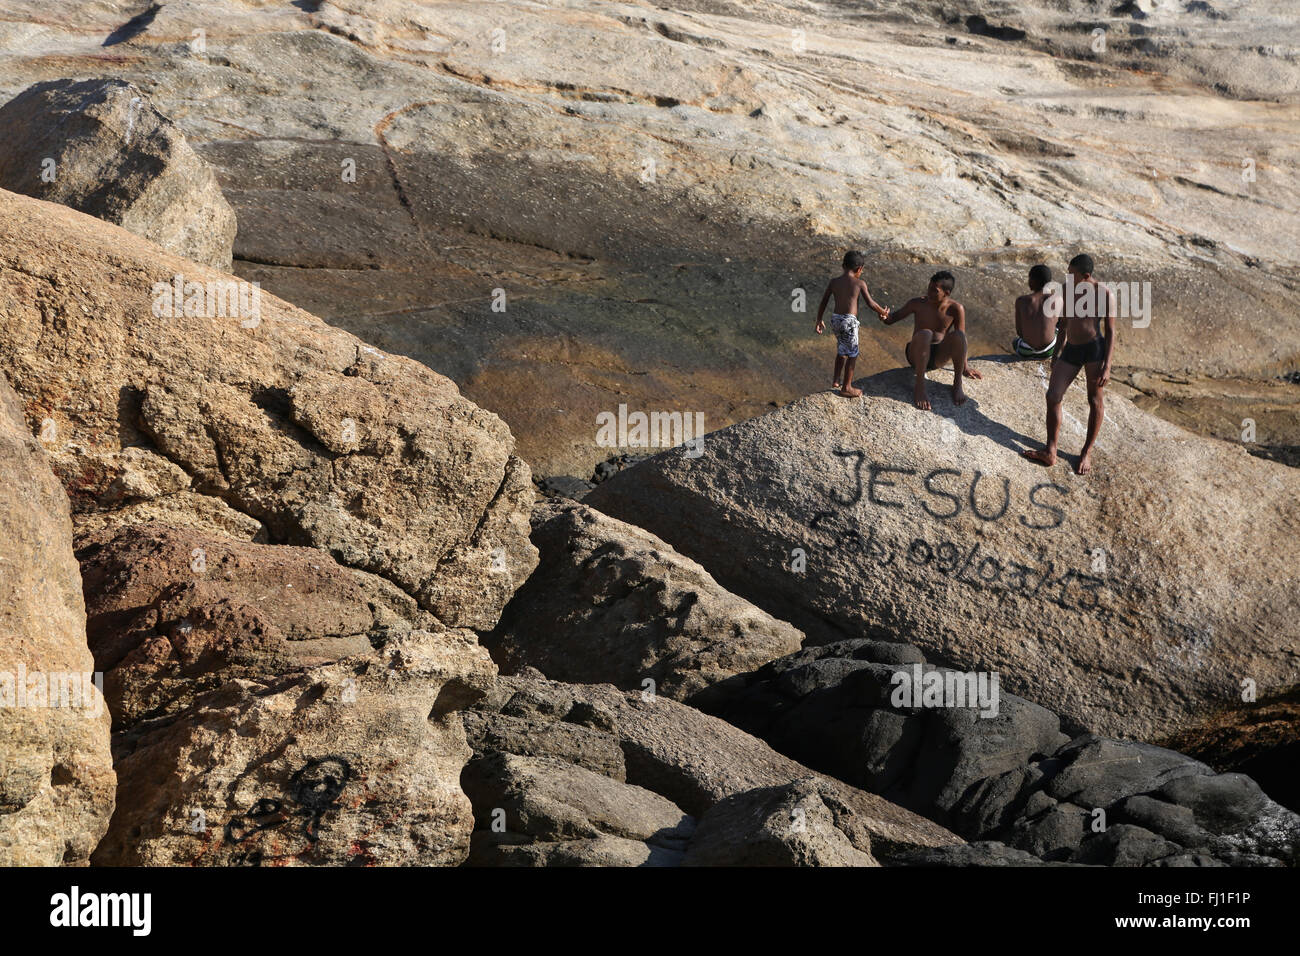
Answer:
[{"xmin": 829, "ymin": 273, "xmax": 870, "ymax": 315}]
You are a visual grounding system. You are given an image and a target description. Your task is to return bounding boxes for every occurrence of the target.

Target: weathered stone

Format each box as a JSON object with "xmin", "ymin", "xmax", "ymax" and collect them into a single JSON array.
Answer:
[
  {"xmin": 0, "ymin": 375, "xmax": 115, "ymax": 865},
  {"xmin": 0, "ymin": 188, "xmax": 537, "ymax": 631},
  {"xmin": 683, "ymin": 779, "xmax": 878, "ymax": 867},
  {"xmin": 486, "ymin": 500, "xmax": 803, "ymax": 702},
  {"xmin": 0, "ymin": 79, "xmax": 236, "ymax": 269},
  {"xmin": 77, "ymin": 522, "xmax": 437, "ymax": 727},
  {"xmin": 461, "ymin": 673, "xmax": 962, "ymax": 865},
  {"xmin": 92, "ymin": 629, "xmax": 495, "ymax": 866},
  {"xmin": 588, "ymin": 363, "xmax": 1300, "ymax": 742}
]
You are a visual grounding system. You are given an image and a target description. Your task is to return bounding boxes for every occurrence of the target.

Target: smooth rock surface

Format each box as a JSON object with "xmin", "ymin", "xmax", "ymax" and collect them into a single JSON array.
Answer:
[{"xmin": 588, "ymin": 361, "xmax": 1300, "ymax": 741}]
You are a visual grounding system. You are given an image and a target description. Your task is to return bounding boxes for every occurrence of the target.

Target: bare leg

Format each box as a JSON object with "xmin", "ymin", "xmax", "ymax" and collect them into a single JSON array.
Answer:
[
  {"xmin": 933, "ymin": 330, "xmax": 970, "ymax": 406},
  {"xmin": 832, "ymin": 355, "xmax": 845, "ymax": 389},
  {"xmin": 1077, "ymin": 362, "xmax": 1105, "ymax": 474},
  {"xmin": 908, "ymin": 330, "xmax": 934, "ymax": 411},
  {"xmin": 1024, "ymin": 360, "xmax": 1079, "ymax": 466},
  {"xmin": 839, "ymin": 356, "xmax": 861, "ymax": 397}
]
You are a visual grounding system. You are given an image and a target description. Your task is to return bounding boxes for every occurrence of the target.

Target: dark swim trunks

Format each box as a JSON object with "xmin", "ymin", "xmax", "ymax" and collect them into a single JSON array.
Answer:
[
  {"xmin": 1058, "ymin": 336, "xmax": 1105, "ymax": 368},
  {"xmin": 906, "ymin": 341, "xmax": 941, "ymax": 371}
]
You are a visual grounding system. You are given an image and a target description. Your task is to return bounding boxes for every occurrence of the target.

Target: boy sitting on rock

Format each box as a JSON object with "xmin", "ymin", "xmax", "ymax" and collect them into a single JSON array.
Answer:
[
  {"xmin": 880, "ymin": 270, "xmax": 982, "ymax": 410},
  {"xmin": 1012, "ymin": 264, "xmax": 1059, "ymax": 358}
]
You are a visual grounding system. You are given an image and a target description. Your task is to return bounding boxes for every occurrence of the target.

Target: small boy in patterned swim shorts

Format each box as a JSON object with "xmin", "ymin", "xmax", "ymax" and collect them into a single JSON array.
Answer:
[{"xmin": 815, "ymin": 250, "xmax": 889, "ymax": 397}]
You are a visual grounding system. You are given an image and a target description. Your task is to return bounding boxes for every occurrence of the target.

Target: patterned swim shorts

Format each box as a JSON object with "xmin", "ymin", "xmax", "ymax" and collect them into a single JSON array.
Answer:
[{"xmin": 830, "ymin": 313, "xmax": 860, "ymax": 358}]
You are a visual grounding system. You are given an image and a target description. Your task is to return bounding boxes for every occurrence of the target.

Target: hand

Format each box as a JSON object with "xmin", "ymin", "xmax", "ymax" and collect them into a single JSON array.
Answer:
[
  {"xmin": 1098, "ymin": 364, "xmax": 1111, "ymax": 388},
  {"xmin": 964, "ymin": 365, "xmax": 983, "ymax": 380},
  {"xmin": 815, "ymin": 320, "xmax": 824, "ymax": 335},
  {"xmin": 878, "ymin": 307, "xmax": 890, "ymax": 323}
]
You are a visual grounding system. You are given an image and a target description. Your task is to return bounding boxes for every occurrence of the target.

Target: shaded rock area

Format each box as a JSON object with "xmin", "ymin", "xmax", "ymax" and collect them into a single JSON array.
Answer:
[
  {"xmin": 0, "ymin": 2, "xmax": 1295, "ymax": 476},
  {"xmin": 700, "ymin": 639, "xmax": 1300, "ymax": 866},
  {"xmin": 0, "ymin": 79, "xmax": 236, "ymax": 269},
  {"xmin": 588, "ymin": 362, "xmax": 1300, "ymax": 742},
  {"xmin": 460, "ymin": 673, "xmax": 962, "ymax": 866},
  {"xmin": 0, "ymin": 376, "xmax": 114, "ymax": 865},
  {"xmin": 1159, "ymin": 690, "xmax": 1300, "ymax": 815},
  {"xmin": 485, "ymin": 500, "xmax": 803, "ymax": 703}
]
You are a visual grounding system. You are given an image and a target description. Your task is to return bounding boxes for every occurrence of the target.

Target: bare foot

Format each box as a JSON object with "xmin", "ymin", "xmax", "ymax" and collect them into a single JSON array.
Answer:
[
  {"xmin": 913, "ymin": 379, "xmax": 931, "ymax": 411},
  {"xmin": 952, "ymin": 381, "xmax": 968, "ymax": 407},
  {"xmin": 839, "ymin": 384, "xmax": 863, "ymax": 398},
  {"xmin": 1075, "ymin": 452, "xmax": 1093, "ymax": 475},
  {"xmin": 1024, "ymin": 448, "xmax": 1056, "ymax": 466},
  {"xmin": 831, "ymin": 381, "xmax": 841, "ymax": 390}
]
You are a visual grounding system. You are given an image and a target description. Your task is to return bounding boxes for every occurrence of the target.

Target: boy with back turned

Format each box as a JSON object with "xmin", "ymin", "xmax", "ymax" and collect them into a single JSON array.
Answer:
[{"xmin": 815, "ymin": 250, "xmax": 889, "ymax": 398}]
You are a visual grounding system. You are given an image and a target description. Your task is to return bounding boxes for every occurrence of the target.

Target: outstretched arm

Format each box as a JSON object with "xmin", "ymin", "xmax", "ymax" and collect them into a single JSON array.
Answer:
[
  {"xmin": 814, "ymin": 282, "xmax": 832, "ymax": 334},
  {"xmin": 859, "ymin": 278, "xmax": 888, "ymax": 318},
  {"xmin": 881, "ymin": 298, "xmax": 916, "ymax": 325}
]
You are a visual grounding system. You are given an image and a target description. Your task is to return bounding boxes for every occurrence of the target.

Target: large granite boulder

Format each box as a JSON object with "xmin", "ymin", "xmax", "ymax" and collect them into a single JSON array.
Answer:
[
  {"xmin": 485, "ymin": 500, "xmax": 803, "ymax": 703},
  {"xmin": 0, "ymin": 376, "xmax": 114, "ymax": 865},
  {"xmin": 0, "ymin": 188, "xmax": 537, "ymax": 630},
  {"xmin": 588, "ymin": 362, "xmax": 1300, "ymax": 742},
  {"xmin": 0, "ymin": 79, "xmax": 237, "ymax": 269}
]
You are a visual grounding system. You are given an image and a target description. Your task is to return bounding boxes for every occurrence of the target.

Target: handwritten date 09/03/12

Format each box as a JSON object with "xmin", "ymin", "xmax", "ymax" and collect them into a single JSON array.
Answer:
[{"xmin": 808, "ymin": 453, "xmax": 1110, "ymax": 617}]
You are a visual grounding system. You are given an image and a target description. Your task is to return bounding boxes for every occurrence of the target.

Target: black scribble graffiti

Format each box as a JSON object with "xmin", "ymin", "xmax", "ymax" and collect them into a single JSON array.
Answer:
[{"xmin": 223, "ymin": 757, "xmax": 352, "ymax": 865}]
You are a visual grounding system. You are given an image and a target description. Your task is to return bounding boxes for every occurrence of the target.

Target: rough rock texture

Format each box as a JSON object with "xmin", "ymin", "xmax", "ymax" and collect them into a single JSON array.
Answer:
[
  {"xmin": 461, "ymin": 672, "xmax": 961, "ymax": 865},
  {"xmin": 485, "ymin": 500, "xmax": 803, "ymax": 703},
  {"xmin": 588, "ymin": 362, "xmax": 1300, "ymax": 741},
  {"xmin": 1159, "ymin": 691, "xmax": 1300, "ymax": 815},
  {"xmin": 0, "ymin": 79, "xmax": 236, "ymax": 269},
  {"xmin": 702, "ymin": 638, "xmax": 1300, "ymax": 866},
  {"xmin": 0, "ymin": 2, "xmax": 1294, "ymax": 475},
  {"xmin": 682, "ymin": 779, "xmax": 878, "ymax": 867},
  {"xmin": 0, "ymin": 188, "xmax": 537, "ymax": 630},
  {"xmin": 77, "ymin": 522, "xmax": 441, "ymax": 728},
  {"xmin": 93, "ymin": 628, "xmax": 496, "ymax": 866},
  {"xmin": 0, "ymin": 376, "xmax": 114, "ymax": 865}
]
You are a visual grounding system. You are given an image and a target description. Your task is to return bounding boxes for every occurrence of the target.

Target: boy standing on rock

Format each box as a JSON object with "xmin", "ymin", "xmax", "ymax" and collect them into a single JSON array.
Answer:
[
  {"xmin": 815, "ymin": 250, "xmax": 890, "ymax": 397},
  {"xmin": 1024, "ymin": 253, "xmax": 1116, "ymax": 475},
  {"xmin": 880, "ymin": 270, "xmax": 981, "ymax": 410}
]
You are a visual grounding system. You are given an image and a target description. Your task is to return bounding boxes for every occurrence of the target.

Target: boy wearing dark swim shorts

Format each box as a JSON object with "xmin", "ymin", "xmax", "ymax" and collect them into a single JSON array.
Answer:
[
  {"xmin": 815, "ymin": 250, "xmax": 889, "ymax": 397},
  {"xmin": 1024, "ymin": 253, "xmax": 1116, "ymax": 475}
]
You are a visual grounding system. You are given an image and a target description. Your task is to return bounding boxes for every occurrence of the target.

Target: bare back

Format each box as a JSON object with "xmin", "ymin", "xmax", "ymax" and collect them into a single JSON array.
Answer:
[
  {"xmin": 1064, "ymin": 278, "xmax": 1114, "ymax": 344},
  {"xmin": 828, "ymin": 274, "xmax": 870, "ymax": 316}
]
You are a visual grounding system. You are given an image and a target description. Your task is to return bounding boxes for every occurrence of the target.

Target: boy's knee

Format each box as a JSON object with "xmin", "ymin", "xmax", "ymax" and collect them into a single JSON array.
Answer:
[{"xmin": 1046, "ymin": 390, "xmax": 1067, "ymax": 406}]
